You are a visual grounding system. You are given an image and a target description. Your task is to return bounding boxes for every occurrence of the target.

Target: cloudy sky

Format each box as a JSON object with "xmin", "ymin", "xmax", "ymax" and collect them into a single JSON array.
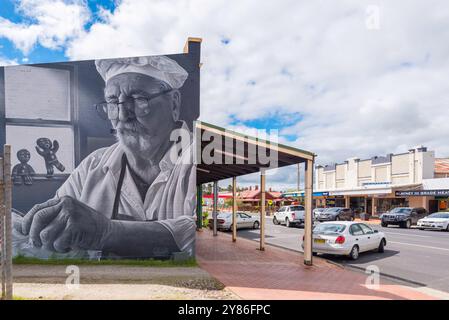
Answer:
[{"xmin": 1, "ymin": 0, "xmax": 448, "ymax": 191}]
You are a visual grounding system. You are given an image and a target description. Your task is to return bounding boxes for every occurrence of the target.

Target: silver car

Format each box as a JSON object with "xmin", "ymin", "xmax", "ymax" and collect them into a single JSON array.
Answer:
[
  {"xmin": 313, "ymin": 208, "xmax": 326, "ymax": 220},
  {"xmin": 209, "ymin": 212, "xmax": 260, "ymax": 231}
]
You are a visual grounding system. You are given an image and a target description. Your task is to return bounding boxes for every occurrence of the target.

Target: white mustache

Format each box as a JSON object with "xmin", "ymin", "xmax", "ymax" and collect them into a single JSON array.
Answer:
[{"xmin": 115, "ymin": 120, "xmax": 151, "ymax": 136}]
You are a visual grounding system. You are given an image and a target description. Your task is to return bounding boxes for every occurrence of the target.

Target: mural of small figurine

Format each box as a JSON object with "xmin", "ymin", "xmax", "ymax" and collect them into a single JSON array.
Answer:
[
  {"xmin": 12, "ymin": 149, "xmax": 35, "ymax": 185},
  {"xmin": 35, "ymin": 137, "xmax": 66, "ymax": 177}
]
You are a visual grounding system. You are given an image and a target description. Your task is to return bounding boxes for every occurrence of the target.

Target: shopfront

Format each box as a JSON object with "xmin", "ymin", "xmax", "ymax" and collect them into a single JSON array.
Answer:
[
  {"xmin": 324, "ymin": 196, "xmax": 345, "ymax": 207},
  {"xmin": 376, "ymin": 197, "xmax": 408, "ymax": 214},
  {"xmin": 396, "ymin": 189, "xmax": 449, "ymax": 214}
]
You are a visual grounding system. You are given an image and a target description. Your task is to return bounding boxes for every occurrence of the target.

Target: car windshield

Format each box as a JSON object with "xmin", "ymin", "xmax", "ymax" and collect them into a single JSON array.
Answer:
[
  {"xmin": 290, "ymin": 206, "xmax": 304, "ymax": 211},
  {"xmin": 390, "ymin": 208, "xmax": 411, "ymax": 215},
  {"xmin": 313, "ymin": 223, "xmax": 346, "ymax": 235},
  {"xmin": 428, "ymin": 213, "xmax": 449, "ymax": 219},
  {"xmin": 324, "ymin": 208, "xmax": 341, "ymax": 213}
]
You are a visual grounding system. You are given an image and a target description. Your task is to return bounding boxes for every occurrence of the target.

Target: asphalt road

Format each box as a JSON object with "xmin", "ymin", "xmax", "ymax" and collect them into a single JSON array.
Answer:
[{"xmin": 233, "ymin": 218, "xmax": 449, "ymax": 293}]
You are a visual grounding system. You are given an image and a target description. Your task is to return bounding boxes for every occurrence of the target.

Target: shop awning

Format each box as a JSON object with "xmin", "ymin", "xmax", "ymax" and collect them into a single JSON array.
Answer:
[{"xmin": 195, "ymin": 121, "xmax": 315, "ymax": 184}]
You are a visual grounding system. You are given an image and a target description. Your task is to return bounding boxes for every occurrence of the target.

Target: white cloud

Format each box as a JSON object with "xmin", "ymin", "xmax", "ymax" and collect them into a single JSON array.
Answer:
[
  {"xmin": 0, "ymin": 0, "xmax": 90, "ymax": 54},
  {"xmin": 4, "ymin": 0, "xmax": 449, "ymax": 190},
  {"xmin": 0, "ymin": 56, "xmax": 18, "ymax": 66}
]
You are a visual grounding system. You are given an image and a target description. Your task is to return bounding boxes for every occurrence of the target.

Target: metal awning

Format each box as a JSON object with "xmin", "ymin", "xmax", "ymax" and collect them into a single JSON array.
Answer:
[{"xmin": 195, "ymin": 121, "xmax": 314, "ymax": 184}]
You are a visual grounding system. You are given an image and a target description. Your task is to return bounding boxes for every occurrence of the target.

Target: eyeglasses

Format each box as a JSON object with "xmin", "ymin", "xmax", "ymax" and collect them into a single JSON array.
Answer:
[{"xmin": 94, "ymin": 89, "xmax": 172, "ymax": 120}]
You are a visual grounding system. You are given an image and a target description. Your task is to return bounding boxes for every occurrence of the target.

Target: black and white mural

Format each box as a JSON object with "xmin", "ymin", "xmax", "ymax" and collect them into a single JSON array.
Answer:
[{"xmin": 0, "ymin": 51, "xmax": 200, "ymax": 260}]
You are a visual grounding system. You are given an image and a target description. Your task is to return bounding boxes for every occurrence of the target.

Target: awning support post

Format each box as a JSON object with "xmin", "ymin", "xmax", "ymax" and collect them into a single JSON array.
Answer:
[
  {"xmin": 196, "ymin": 184, "xmax": 203, "ymax": 229},
  {"xmin": 213, "ymin": 181, "xmax": 218, "ymax": 236},
  {"xmin": 304, "ymin": 158, "xmax": 314, "ymax": 266},
  {"xmin": 1, "ymin": 145, "xmax": 13, "ymax": 300},
  {"xmin": 232, "ymin": 176, "xmax": 237, "ymax": 242},
  {"xmin": 260, "ymin": 169, "xmax": 266, "ymax": 251}
]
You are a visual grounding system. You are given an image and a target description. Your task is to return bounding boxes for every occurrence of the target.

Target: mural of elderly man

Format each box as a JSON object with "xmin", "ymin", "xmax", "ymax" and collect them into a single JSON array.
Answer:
[{"xmin": 14, "ymin": 56, "xmax": 196, "ymax": 259}]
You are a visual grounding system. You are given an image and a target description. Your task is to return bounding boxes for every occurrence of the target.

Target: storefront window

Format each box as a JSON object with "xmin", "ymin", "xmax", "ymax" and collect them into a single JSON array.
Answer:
[
  {"xmin": 350, "ymin": 197, "xmax": 365, "ymax": 212},
  {"xmin": 377, "ymin": 198, "xmax": 408, "ymax": 213}
]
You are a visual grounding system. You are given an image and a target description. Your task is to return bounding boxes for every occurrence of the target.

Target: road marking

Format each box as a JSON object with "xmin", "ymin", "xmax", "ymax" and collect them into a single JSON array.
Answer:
[
  {"xmin": 389, "ymin": 241, "xmax": 449, "ymax": 252},
  {"xmin": 384, "ymin": 232, "xmax": 431, "ymax": 238}
]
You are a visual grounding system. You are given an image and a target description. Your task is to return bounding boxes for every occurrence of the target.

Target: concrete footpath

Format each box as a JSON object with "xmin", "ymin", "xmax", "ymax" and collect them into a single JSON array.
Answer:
[{"xmin": 196, "ymin": 229, "xmax": 439, "ymax": 300}]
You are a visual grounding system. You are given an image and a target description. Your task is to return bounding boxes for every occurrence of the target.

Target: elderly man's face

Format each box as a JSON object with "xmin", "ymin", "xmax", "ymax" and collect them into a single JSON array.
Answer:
[{"xmin": 104, "ymin": 73, "xmax": 180, "ymax": 157}]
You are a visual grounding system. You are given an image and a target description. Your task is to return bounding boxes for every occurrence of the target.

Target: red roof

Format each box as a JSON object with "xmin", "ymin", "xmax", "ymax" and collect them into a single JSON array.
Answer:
[
  {"xmin": 238, "ymin": 190, "xmax": 282, "ymax": 200},
  {"xmin": 435, "ymin": 158, "xmax": 449, "ymax": 174},
  {"xmin": 238, "ymin": 190, "xmax": 261, "ymax": 199}
]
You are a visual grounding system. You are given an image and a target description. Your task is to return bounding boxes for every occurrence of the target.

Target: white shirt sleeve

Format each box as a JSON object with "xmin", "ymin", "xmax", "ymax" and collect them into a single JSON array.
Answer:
[{"xmin": 157, "ymin": 215, "xmax": 196, "ymax": 254}]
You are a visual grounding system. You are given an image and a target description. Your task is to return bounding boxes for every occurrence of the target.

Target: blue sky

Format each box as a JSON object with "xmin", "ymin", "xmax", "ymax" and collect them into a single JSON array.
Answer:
[
  {"xmin": 0, "ymin": 0, "xmax": 116, "ymax": 64},
  {"xmin": 1, "ymin": 0, "xmax": 449, "ymax": 190}
]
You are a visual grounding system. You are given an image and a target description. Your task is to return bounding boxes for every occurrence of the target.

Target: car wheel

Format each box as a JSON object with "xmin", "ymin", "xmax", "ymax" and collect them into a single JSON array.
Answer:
[
  {"xmin": 312, "ymin": 252, "xmax": 318, "ymax": 256},
  {"xmin": 273, "ymin": 216, "xmax": 280, "ymax": 225},
  {"xmin": 349, "ymin": 245, "xmax": 359, "ymax": 260},
  {"xmin": 253, "ymin": 221, "xmax": 260, "ymax": 229},
  {"xmin": 405, "ymin": 220, "xmax": 411, "ymax": 229},
  {"xmin": 381, "ymin": 222, "xmax": 388, "ymax": 227},
  {"xmin": 446, "ymin": 224, "xmax": 449, "ymax": 232},
  {"xmin": 378, "ymin": 239, "xmax": 385, "ymax": 253},
  {"xmin": 285, "ymin": 218, "xmax": 291, "ymax": 227},
  {"xmin": 335, "ymin": 216, "xmax": 340, "ymax": 221}
]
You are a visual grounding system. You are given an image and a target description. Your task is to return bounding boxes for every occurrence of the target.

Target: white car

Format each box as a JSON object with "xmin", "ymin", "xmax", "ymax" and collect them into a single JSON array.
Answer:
[
  {"xmin": 302, "ymin": 221, "xmax": 387, "ymax": 260},
  {"xmin": 209, "ymin": 212, "xmax": 260, "ymax": 231},
  {"xmin": 313, "ymin": 208, "xmax": 326, "ymax": 220},
  {"xmin": 417, "ymin": 212, "xmax": 449, "ymax": 231},
  {"xmin": 273, "ymin": 205, "xmax": 305, "ymax": 227}
]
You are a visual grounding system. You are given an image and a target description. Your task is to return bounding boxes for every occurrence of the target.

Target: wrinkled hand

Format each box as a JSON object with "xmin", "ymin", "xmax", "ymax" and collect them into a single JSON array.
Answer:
[{"xmin": 18, "ymin": 196, "xmax": 113, "ymax": 253}]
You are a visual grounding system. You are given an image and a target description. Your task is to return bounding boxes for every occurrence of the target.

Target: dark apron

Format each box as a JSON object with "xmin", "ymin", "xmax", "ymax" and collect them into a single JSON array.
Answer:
[{"xmin": 111, "ymin": 153, "xmax": 137, "ymax": 221}]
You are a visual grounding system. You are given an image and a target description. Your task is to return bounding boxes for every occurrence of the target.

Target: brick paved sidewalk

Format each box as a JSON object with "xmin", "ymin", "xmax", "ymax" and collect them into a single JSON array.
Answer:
[{"xmin": 195, "ymin": 229, "xmax": 435, "ymax": 300}]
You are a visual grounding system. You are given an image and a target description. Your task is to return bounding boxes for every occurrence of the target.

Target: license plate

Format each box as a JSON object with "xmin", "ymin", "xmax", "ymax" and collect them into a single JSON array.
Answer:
[{"xmin": 314, "ymin": 239, "xmax": 325, "ymax": 244}]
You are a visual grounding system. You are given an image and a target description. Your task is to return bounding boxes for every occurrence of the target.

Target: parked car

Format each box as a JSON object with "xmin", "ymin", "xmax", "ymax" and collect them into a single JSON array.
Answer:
[
  {"xmin": 302, "ymin": 221, "xmax": 387, "ymax": 260},
  {"xmin": 313, "ymin": 208, "xmax": 326, "ymax": 220},
  {"xmin": 417, "ymin": 212, "xmax": 449, "ymax": 231},
  {"xmin": 208, "ymin": 212, "xmax": 260, "ymax": 231},
  {"xmin": 381, "ymin": 207, "xmax": 428, "ymax": 228},
  {"xmin": 273, "ymin": 205, "xmax": 305, "ymax": 227},
  {"xmin": 315, "ymin": 207, "xmax": 355, "ymax": 222}
]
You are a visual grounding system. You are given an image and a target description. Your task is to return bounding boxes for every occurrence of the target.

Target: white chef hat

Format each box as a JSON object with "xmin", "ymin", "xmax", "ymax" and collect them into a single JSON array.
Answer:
[{"xmin": 95, "ymin": 55, "xmax": 188, "ymax": 89}]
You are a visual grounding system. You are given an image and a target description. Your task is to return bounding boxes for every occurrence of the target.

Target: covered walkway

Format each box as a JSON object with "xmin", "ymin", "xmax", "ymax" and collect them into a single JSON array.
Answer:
[
  {"xmin": 196, "ymin": 121, "xmax": 316, "ymax": 265},
  {"xmin": 196, "ymin": 229, "xmax": 436, "ymax": 300}
]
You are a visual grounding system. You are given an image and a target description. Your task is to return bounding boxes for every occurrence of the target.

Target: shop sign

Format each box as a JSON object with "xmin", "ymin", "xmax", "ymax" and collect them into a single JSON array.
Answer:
[{"xmin": 395, "ymin": 190, "xmax": 449, "ymax": 197}]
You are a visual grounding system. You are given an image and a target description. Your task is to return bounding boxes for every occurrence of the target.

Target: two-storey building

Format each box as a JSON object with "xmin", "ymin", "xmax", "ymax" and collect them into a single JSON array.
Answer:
[{"xmin": 315, "ymin": 146, "xmax": 449, "ymax": 215}]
